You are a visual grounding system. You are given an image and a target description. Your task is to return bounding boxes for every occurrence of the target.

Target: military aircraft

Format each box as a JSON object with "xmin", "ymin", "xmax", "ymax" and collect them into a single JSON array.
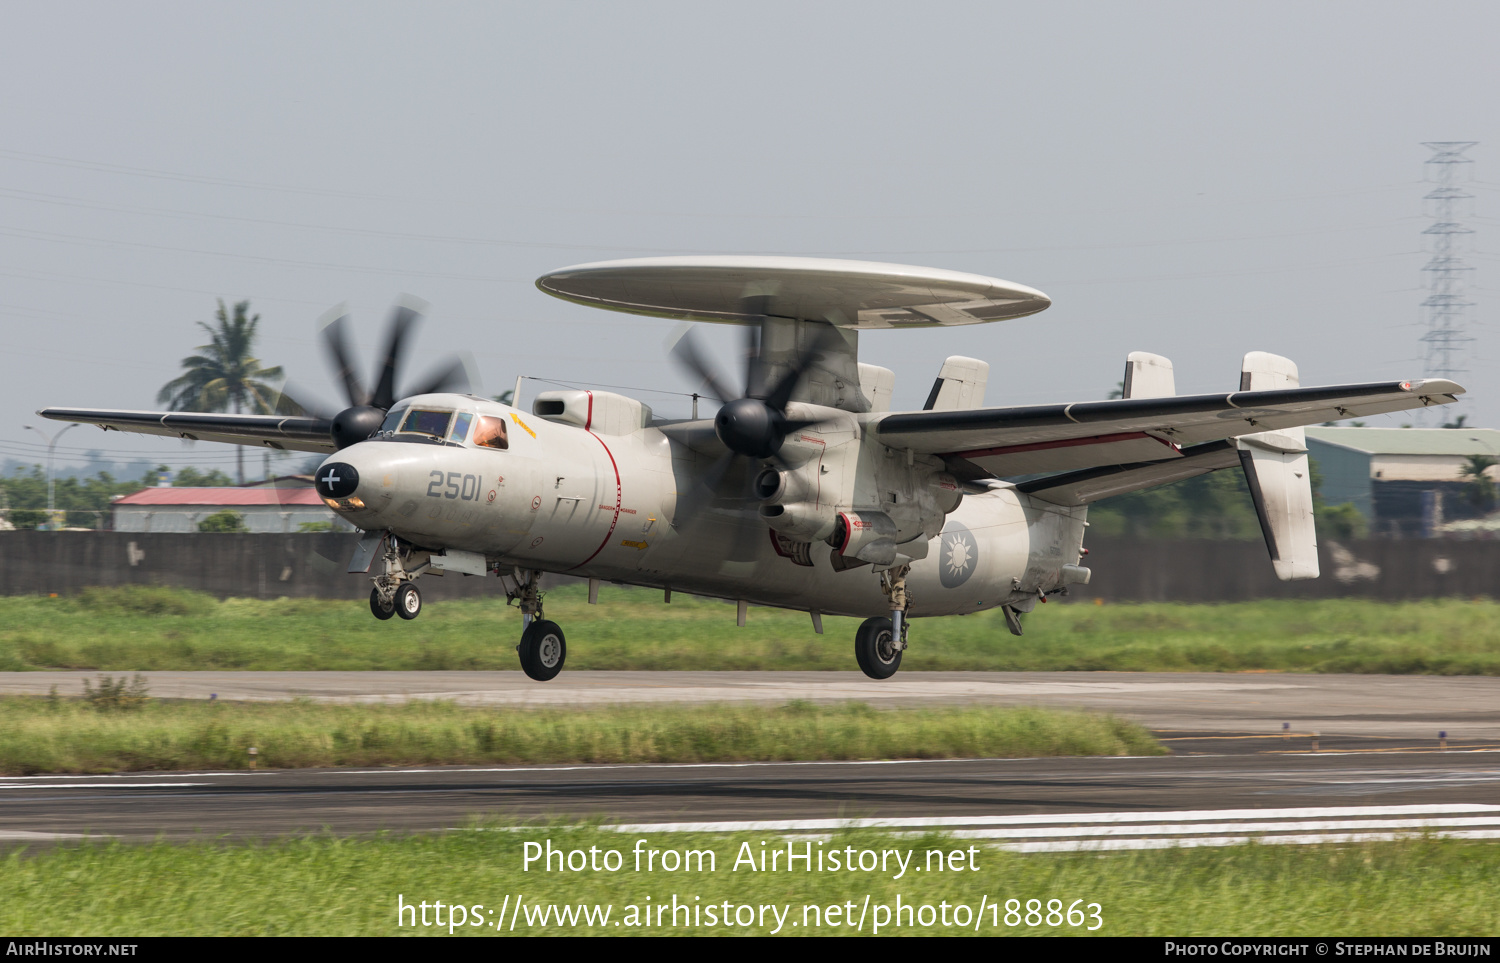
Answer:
[{"xmin": 41, "ymin": 257, "xmax": 1464, "ymax": 681}]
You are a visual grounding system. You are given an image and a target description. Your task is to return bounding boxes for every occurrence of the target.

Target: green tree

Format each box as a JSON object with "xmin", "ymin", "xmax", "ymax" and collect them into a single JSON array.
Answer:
[
  {"xmin": 1, "ymin": 466, "xmax": 144, "ymax": 529},
  {"xmin": 157, "ymin": 300, "xmax": 297, "ymax": 485},
  {"xmin": 197, "ymin": 510, "xmax": 249, "ymax": 533},
  {"xmin": 173, "ymin": 467, "xmax": 234, "ymax": 487},
  {"xmin": 1460, "ymin": 455, "xmax": 1497, "ymax": 512}
]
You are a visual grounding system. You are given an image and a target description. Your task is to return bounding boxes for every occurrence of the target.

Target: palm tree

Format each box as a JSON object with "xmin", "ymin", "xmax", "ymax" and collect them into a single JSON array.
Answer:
[
  {"xmin": 157, "ymin": 300, "xmax": 296, "ymax": 485},
  {"xmin": 1459, "ymin": 454, "xmax": 1498, "ymax": 513}
]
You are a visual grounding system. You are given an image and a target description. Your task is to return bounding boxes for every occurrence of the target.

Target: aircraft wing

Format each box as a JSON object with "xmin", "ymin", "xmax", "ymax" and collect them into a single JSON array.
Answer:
[
  {"xmin": 37, "ymin": 408, "xmax": 337, "ymax": 454},
  {"xmin": 874, "ymin": 379, "xmax": 1464, "ymax": 479}
]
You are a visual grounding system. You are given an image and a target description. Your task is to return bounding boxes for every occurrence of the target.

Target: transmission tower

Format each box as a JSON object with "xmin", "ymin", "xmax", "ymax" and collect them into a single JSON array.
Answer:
[{"xmin": 1419, "ymin": 142, "xmax": 1477, "ymax": 406}]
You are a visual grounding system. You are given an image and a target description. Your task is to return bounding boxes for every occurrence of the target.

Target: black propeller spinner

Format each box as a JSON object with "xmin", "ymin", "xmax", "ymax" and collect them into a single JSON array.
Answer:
[
  {"xmin": 668, "ymin": 303, "xmax": 842, "ymax": 553},
  {"xmin": 672, "ymin": 305, "xmax": 839, "ymax": 464},
  {"xmin": 312, "ymin": 299, "xmax": 472, "ymax": 450}
]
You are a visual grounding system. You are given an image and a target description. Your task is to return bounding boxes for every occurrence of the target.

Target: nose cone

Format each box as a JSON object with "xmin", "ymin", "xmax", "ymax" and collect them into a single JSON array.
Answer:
[{"xmin": 314, "ymin": 462, "xmax": 360, "ymax": 499}]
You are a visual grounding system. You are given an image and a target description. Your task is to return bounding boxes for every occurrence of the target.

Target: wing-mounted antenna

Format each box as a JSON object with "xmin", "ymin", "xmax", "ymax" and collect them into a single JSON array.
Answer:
[
  {"xmin": 921, "ymin": 356, "xmax": 989, "ymax": 411},
  {"xmin": 1122, "ymin": 351, "xmax": 1176, "ymax": 399},
  {"xmin": 1236, "ymin": 352, "xmax": 1319, "ymax": 581}
]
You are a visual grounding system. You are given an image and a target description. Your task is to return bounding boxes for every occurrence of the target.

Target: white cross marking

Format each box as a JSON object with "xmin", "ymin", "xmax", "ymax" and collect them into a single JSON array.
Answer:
[{"xmin": 321, "ymin": 469, "xmax": 341, "ymax": 486}]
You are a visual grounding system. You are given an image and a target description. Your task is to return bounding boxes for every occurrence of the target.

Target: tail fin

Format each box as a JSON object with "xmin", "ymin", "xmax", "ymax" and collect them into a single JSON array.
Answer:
[{"xmin": 1236, "ymin": 352, "xmax": 1319, "ymax": 580}]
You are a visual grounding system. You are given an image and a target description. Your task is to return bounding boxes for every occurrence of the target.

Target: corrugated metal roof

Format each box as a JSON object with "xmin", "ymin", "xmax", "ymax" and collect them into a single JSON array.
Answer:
[
  {"xmin": 114, "ymin": 487, "xmax": 325, "ymax": 507},
  {"xmin": 1305, "ymin": 427, "xmax": 1500, "ymax": 457}
]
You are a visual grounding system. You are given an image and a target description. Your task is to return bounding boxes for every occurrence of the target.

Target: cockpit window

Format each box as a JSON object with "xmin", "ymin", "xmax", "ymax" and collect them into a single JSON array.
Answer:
[
  {"xmin": 378, "ymin": 407, "xmax": 406, "ymax": 434},
  {"xmin": 473, "ymin": 415, "xmax": 509, "ymax": 450},
  {"xmin": 399, "ymin": 408, "xmax": 453, "ymax": 438},
  {"xmin": 448, "ymin": 412, "xmax": 473, "ymax": 443}
]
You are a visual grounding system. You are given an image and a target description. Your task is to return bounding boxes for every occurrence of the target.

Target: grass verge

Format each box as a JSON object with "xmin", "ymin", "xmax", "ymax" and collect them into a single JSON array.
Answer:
[
  {"xmin": 3, "ymin": 586, "xmax": 1500, "ymax": 674},
  {"xmin": 0, "ymin": 697, "xmax": 1161, "ymax": 774},
  {"xmin": 2, "ymin": 827, "xmax": 1496, "ymax": 935}
]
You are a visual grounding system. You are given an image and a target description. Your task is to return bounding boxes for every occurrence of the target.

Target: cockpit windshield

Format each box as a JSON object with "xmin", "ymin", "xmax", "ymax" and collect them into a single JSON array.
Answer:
[
  {"xmin": 378, "ymin": 407, "xmax": 406, "ymax": 434},
  {"xmin": 448, "ymin": 412, "xmax": 473, "ymax": 444},
  {"xmin": 398, "ymin": 408, "xmax": 453, "ymax": 438}
]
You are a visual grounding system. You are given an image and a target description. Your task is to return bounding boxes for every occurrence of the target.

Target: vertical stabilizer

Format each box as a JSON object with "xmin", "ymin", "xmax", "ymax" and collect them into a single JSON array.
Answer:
[
  {"xmin": 1236, "ymin": 352, "xmax": 1318, "ymax": 580},
  {"xmin": 922, "ymin": 357, "xmax": 989, "ymax": 410},
  {"xmin": 1122, "ymin": 351, "xmax": 1175, "ymax": 399}
]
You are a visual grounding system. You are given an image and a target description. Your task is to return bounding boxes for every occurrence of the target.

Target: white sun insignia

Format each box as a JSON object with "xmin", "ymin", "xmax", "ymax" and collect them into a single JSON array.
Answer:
[{"xmin": 945, "ymin": 534, "xmax": 973, "ymax": 578}]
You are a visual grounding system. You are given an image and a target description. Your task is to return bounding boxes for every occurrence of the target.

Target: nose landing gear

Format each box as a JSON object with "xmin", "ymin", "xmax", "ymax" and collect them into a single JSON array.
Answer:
[{"xmin": 367, "ymin": 533, "xmax": 428, "ymax": 621}]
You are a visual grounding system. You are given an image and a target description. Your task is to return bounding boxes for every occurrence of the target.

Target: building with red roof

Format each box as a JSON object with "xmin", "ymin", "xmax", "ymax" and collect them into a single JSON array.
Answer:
[{"xmin": 111, "ymin": 483, "xmax": 353, "ymax": 533}]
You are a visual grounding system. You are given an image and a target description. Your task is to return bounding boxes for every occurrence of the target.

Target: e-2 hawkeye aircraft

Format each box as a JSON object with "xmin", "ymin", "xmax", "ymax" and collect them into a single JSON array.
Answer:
[{"xmin": 41, "ymin": 257, "xmax": 1464, "ymax": 681}]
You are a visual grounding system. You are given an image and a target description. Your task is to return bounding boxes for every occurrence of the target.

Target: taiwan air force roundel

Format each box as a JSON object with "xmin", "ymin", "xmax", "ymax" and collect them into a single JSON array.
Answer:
[{"xmin": 938, "ymin": 523, "xmax": 979, "ymax": 588}]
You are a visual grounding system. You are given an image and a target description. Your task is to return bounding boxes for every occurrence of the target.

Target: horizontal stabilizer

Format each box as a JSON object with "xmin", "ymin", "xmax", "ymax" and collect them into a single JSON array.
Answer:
[{"xmin": 1018, "ymin": 440, "xmax": 1239, "ymax": 506}]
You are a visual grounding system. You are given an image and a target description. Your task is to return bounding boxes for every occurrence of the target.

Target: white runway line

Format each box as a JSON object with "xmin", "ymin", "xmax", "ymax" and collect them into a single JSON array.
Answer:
[
  {"xmin": 611, "ymin": 803, "xmax": 1500, "ymax": 834},
  {"xmin": 607, "ymin": 804, "xmax": 1500, "ymax": 852}
]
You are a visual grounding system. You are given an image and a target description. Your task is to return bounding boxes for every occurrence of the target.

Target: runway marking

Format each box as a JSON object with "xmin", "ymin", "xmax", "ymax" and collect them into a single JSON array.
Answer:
[
  {"xmin": 1002, "ymin": 831, "xmax": 1500, "ymax": 853},
  {"xmin": 936, "ymin": 816, "xmax": 1500, "ymax": 839},
  {"xmin": 606, "ymin": 805, "xmax": 1500, "ymax": 852},
  {"xmin": 0, "ymin": 831, "xmax": 95, "ymax": 840},
  {"xmin": 611, "ymin": 803, "xmax": 1500, "ymax": 834}
]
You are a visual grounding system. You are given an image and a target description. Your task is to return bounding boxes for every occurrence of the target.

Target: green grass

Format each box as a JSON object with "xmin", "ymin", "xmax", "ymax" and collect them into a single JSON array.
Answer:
[
  {"xmin": 2, "ymin": 828, "xmax": 1496, "ymax": 935},
  {"xmin": 2, "ymin": 586, "xmax": 1499, "ymax": 674},
  {"xmin": 0, "ymin": 696, "xmax": 1161, "ymax": 774}
]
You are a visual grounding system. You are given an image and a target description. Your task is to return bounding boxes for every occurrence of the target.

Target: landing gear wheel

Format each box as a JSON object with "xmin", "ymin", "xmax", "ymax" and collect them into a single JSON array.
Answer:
[
  {"xmin": 854, "ymin": 616, "xmax": 901, "ymax": 680},
  {"xmin": 394, "ymin": 583, "xmax": 422, "ymax": 620},
  {"xmin": 369, "ymin": 587, "xmax": 396, "ymax": 621},
  {"xmin": 518, "ymin": 619, "xmax": 566, "ymax": 682}
]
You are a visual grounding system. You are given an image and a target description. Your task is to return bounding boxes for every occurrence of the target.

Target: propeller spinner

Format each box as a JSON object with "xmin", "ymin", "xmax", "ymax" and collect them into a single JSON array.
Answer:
[
  {"xmin": 301, "ymin": 298, "xmax": 473, "ymax": 450},
  {"xmin": 669, "ymin": 307, "xmax": 841, "ymax": 555}
]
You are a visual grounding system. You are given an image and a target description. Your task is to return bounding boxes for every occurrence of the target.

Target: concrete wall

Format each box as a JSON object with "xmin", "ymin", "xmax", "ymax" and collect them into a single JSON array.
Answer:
[
  {"xmin": 1072, "ymin": 536, "xmax": 1498, "ymax": 602},
  {"xmin": 0, "ymin": 532, "xmax": 1494, "ymax": 603},
  {"xmin": 0, "ymin": 532, "xmax": 503, "ymax": 601}
]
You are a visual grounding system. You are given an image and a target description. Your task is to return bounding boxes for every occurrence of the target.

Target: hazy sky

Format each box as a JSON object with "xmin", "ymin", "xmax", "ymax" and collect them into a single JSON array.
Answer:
[{"xmin": 3, "ymin": 1, "xmax": 1497, "ymax": 478}]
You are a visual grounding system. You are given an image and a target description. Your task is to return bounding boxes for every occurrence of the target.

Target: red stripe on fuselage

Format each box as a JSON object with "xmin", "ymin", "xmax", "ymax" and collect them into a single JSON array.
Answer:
[{"xmin": 569, "ymin": 391, "xmax": 623, "ymax": 571}]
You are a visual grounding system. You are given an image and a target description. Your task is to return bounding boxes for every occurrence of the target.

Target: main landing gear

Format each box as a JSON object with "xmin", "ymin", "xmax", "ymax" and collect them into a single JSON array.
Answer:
[
  {"xmin": 505, "ymin": 568, "xmax": 566, "ymax": 681},
  {"xmin": 855, "ymin": 564, "xmax": 912, "ymax": 680},
  {"xmin": 368, "ymin": 534, "xmax": 425, "ymax": 622}
]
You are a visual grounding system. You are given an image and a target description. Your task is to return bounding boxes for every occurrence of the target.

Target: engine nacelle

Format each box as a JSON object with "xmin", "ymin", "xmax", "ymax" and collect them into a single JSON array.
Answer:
[
  {"xmin": 759, "ymin": 501, "xmax": 837, "ymax": 541},
  {"xmin": 829, "ymin": 510, "xmax": 898, "ymax": 566},
  {"xmin": 754, "ymin": 467, "xmax": 836, "ymax": 541}
]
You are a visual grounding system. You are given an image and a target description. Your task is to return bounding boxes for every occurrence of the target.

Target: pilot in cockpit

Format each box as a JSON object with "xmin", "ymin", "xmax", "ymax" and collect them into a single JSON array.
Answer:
[{"xmin": 472, "ymin": 415, "xmax": 509, "ymax": 450}]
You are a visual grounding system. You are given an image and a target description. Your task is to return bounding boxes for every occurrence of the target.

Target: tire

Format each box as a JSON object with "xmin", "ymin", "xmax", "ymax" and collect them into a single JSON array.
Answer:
[
  {"xmin": 518, "ymin": 619, "xmax": 566, "ymax": 682},
  {"xmin": 854, "ymin": 616, "xmax": 901, "ymax": 680},
  {"xmin": 370, "ymin": 587, "xmax": 396, "ymax": 621},
  {"xmin": 395, "ymin": 583, "xmax": 422, "ymax": 620}
]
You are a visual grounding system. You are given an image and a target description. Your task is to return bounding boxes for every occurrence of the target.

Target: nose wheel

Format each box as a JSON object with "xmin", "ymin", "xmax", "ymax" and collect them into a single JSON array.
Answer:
[
  {"xmin": 518, "ymin": 619, "xmax": 566, "ymax": 681},
  {"xmin": 394, "ymin": 583, "xmax": 422, "ymax": 620},
  {"xmin": 369, "ymin": 587, "xmax": 396, "ymax": 620}
]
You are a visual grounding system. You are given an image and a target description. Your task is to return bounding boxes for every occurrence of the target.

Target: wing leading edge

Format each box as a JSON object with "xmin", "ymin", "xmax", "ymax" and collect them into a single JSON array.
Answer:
[
  {"xmin": 37, "ymin": 408, "xmax": 337, "ymax": 454},
  {"xmin": 875, "ymin": 378, "xmax": 1463, "ymax": 479}
]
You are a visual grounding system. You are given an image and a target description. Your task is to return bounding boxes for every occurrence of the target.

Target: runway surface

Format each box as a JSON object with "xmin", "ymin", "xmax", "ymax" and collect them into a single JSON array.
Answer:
[
  {"xmin": 4, "ymin": 752, "xmax": 1500, "ymax": 844},
  {"xmin": 3, "ymin": 670, "xmax": 1498, "ymax": 844},
  {"xmin": 6, "ymin": 669, "xmax": 1500, "ymax": 739}
]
